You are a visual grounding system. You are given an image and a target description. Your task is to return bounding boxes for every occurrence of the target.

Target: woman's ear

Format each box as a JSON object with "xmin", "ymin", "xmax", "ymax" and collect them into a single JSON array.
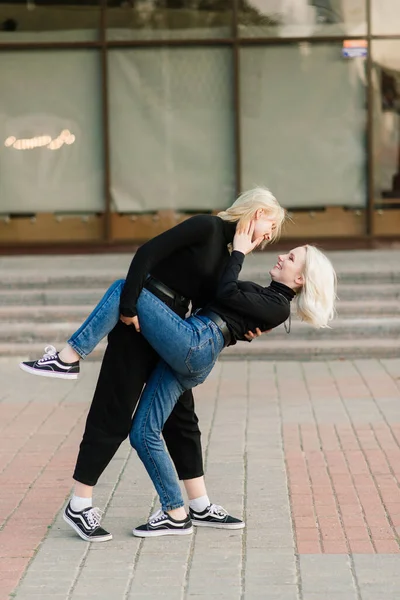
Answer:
[
  {"xmin": 255, "ymin": 208, "xmax": 264, "ymax": 220},
  {"xmin": 295, "ymin": 273, "xmax": 305, "ymax": 287}
]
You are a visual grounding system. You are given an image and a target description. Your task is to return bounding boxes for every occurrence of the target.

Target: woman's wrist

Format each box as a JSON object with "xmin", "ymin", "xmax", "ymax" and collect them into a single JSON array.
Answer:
[{"xmin": 231, "ymin": 249, "xmax": 245, "ymax": 257}]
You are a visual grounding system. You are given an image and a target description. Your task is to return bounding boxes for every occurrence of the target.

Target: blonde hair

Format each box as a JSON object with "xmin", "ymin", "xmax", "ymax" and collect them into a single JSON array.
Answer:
[
  {"xmin": 217, "ymin": 187, "xmax": 286, "ymax": 246},
  {"xmin": 295, "ymin": 245, "xmax": 337, "ymax": 328}
]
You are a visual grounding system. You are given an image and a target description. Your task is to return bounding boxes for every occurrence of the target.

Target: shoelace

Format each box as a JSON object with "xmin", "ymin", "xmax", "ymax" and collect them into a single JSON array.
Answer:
[
  {"xmin": 38, "ymin": 345, "xmax": 58, "ymax": 363},
  {"xmin": 83, "ymin": 507, "xmax": 103, "ymax": 529},
  {"xmin": 149, "ymin": 508, "xmax": 167, "ymax": 524},
  {"xmin": 207, "ymin": 504, "xmax": 228, "ymax": 517}
]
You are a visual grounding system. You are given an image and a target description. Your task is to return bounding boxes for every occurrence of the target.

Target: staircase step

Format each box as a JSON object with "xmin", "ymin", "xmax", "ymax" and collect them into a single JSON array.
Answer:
[
  {"xmin": 0, "ymin": 305, "xmax": 95, "ymax": 322},
  {"xmin": 0, "ymin": 299, "xmax": 399, "ymax": 322},
  {"xmin": 6, "ymin": 339, "xmax": 400, "ymax": 363},
  {"xmin": 1, "ymin": 267, "xmax": 400, "ymax": 291},
  {"xmin": 0, "ymin": 289, "xmax": 106, "ymax": 306},
  {"xmin": 335, "ymin": 284, "xmax": 400, "ymax": 301},
  {"xmin": 2, "ymin": 317, "xmax": 400, "ymax": 345},
  {"xmin": 222, "ymin": 339, "xmax": 400, "ymax": 361},
  {"xmin": 243, "ymin": 271, "xmax": 400, "ymax": 286},
  {"xmin": 4, "ymin": 343, "xmax": 106, "ymax": 362},
  {"xmin": 334, "ymin": 300, "xmax": 400, "ymax": 316},
  {"xmin": 243, "ymin": 318, "xmax": 400, "ymax": 340},
  {"xmin": 0, "ymin": 274, "xmax": 123, "ymax": 291},
  {"xmin": 0, "ymin": 282, "xmax": 400, "ymax": 307}
]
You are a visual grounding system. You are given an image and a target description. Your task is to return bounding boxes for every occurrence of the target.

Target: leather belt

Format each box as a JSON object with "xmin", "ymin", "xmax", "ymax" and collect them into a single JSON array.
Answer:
[
  {"xmin": 145, "ymin": 276, "xmax": 189, "ymax": 305},
  {"xmin": 196, "ymin": 309, "xmax": 231, "ymax": 347}
]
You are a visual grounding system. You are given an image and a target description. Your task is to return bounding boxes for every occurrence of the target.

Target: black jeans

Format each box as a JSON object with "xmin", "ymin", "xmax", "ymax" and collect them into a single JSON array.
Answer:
[{"xmin": 73, "ymin": 294, "xmax": 204, "ymax": 487}]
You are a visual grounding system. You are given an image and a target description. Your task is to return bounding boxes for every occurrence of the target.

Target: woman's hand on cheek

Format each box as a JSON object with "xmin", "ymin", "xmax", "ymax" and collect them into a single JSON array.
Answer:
[{"xmin": 233, "ymin": 220, "xmax": 264, "ymax": 255}]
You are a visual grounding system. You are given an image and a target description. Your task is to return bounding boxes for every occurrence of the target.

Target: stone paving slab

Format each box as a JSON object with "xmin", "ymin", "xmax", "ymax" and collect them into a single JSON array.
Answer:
[{"xmin": 0, "ymin": 357, "xmax": 400, "ymax": 599}]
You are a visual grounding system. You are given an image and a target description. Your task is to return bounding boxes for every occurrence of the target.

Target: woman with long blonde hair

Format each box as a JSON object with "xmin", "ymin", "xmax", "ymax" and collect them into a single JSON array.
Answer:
[
  {"xmin": 20, "ymin": 187, "xmax": 287, "ymax": 543},
  {"xmin": 123, "ymin": 222, "xmax": 337, "ymax": 536}
]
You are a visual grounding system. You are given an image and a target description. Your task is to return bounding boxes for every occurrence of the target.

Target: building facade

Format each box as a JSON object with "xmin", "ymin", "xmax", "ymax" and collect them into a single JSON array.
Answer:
[{"xmin": 0, "ymin": 0, "xmax": 399, "ymax": 250}]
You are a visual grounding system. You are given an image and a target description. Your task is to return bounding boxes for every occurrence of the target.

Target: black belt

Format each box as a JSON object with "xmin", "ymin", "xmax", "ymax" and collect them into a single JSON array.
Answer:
[
  {"xmin": 196, "ymin": 309, "xmax": 231, "ymax": 347},
  {"xmin": 145, "ymin": 276, "xmax": 189, "ymax": 305}
]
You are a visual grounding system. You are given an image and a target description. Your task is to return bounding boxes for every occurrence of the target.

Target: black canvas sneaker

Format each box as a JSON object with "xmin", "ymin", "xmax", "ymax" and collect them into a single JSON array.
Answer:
[
  {"xmin": 63, "ymin": 501, "xmax": 112, "ymax": 542},
  {"xmin": 133, "ymin": 509, "xmax": 193, "ymax": 537},
  {"xmin": 19, "ymin": 345, "xmax": 80, "ymax": 380},
  {"xmin": 189, "ymin": 504, "xmax": 245, "ymax": 529}
]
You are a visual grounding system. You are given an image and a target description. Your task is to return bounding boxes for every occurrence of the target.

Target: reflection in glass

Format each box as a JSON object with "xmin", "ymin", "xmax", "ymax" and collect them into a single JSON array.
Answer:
[
  {"xmin": 0, "ymin": 51, "xmax": 103, "ymax": 213},
  {"xmin": 0, "ymin": 1, "xmax": 100, "ymax": 43},
  {"xmin": 106, "ymin": 0, "xmax": 232, "ymax": 41},
  {"xmin": 108, "ymin": 48, "xmax": 235, "ymax": 212},
  {"xmin": 240, "ymin": 44, "xmax": 367, "ymax": 209},
  {"xmin": 372, "ymin": 0, "xmax": 400, "ymax": 36},
  {"xmin": 239, "ymin": 0, "xmax": 366, "ymax": 38},
  {"xmin": 372, "ymin": 41, "xmax": 400, "ymax": 204}
]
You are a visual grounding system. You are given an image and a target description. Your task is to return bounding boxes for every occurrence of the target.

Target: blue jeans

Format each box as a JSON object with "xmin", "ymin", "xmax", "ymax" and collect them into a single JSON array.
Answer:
[
  {"xmin": 130, "ymin": 289, "xmax": 225, "ymax": 512},
  {"xmin": 68, "ymin": 279, "xmax": 125, "ymax": 359}
]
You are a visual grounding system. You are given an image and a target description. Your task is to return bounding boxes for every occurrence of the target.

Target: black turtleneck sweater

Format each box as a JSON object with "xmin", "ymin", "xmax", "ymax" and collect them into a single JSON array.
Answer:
[
  {"xmin": 207, "ymin": 251, "xmax": 295, "ymax": 344},
  {"xmin": 120, "ymin": 215, "xmax": 237, "ymax": 317}
]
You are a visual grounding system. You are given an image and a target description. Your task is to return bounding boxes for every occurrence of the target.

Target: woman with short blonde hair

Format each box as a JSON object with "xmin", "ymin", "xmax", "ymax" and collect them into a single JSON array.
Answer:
[{"xmin": 218, "ymin": 186, "xmax": 286, "ymax": 245}]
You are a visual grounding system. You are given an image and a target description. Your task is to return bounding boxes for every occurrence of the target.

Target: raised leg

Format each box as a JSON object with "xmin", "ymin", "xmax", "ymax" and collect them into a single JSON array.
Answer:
[{"xmin": 68, "ymin": 279, "xmax": 125, "ymax": 359}]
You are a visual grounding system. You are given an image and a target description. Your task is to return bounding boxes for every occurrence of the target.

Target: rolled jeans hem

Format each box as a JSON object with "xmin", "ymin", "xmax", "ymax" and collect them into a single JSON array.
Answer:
[
  {"xmin": 68, "ymin": 340, "xmax": 87, "ymax": 360},
  {"xmin": 163, "ymin": 501, "xmax": 185, "ymax": 512}
]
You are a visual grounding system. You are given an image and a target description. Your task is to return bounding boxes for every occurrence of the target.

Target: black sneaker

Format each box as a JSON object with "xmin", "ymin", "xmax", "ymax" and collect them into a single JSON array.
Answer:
[
  {"xmin": 63, "ymin": 502, "xmax": 112, "ymax": 542},
  {"xmin": 133, "ymin": 509, "xmax": 193, "ymax": 537},
  {"xmin": 189, "ymin": 504, "xmax": 245, "ymax": 529},
  {"xmin": 19, "ymin": 345, "xmax": 80, "ymax": 380}
]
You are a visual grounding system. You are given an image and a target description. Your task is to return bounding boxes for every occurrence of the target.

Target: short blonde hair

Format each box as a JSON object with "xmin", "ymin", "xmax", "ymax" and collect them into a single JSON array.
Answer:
[
  {"xmin": 218, "ymin": 187, "xmax": 286, "ymax": 246},
  {"xmin": 295, "ymin": 245, "xmax": 337, "ymax": 328}
]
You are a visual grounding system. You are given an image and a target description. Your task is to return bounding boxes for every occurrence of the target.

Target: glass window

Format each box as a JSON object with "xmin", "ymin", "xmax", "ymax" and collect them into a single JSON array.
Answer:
[
  {"xmin": 0, "ymin": 50, "xmax": 104, "ymax": 214},
  {"xmin": 372, "ymin": 0, "xmax": 400, "ymax": 35},
  {"xmin": 238, "ymin": 0, "xmax": 366, "ymax": 38},
  {"xmin": 106, "ymin": 0, "xmax": 233, "ymax": 41},
  {"xmin": 240, "ymin": 43, "xmax": 367, "ymax": 209},
  {"xmin": 372, "ymin": 41, "xmax": 400, "ymax": 204},
  {"xmin": 0, "ymin": 0, "xmax": 100, "ymax": 43},
  {"xmin": 108, "ymin": 48, "xmax": 235, "ymax": 212}
]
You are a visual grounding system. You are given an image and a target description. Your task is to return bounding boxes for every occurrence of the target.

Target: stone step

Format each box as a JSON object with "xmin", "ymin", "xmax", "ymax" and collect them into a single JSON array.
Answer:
[
  {"xmin": 337, "ymin": 283, "xmax": 400, "ymax": 301},
  {"xmin": 2, "ymin": 317, "xmax": 400, "ymax": 344},
  {"xmin": 334, "ymin": 300, "xmax": 400, "ymax": 316},
  {"xmin": 222, "ymin": 338, "xmax": 400, "ymax": 361},
  {"xmin": 0, "ymin": 299, "xmax": 399, "ymax": 323},
  {"xmin": 7, "ymin": 338, "xmax": 400, "ymax": 362},
  {"xmin": 0, "ymin": 289, "xmax": 106, "ymax": 307},
  {"xmin": 1, "ymin": 267, "xmax": 400, "ymax": 291},
  {"xmin": 244, "ymin": 271, "xmax": 400, "ymax": 286},
  {"xmin": 0, "ymin": 305, "xmax": 96, "ymax": 322},
  {"xmin": 0, "ymin": 282, "xmax": 400, "ymax": 307},
  {"xmin": 5, "ymin": 342, "xmax": 106, "ymax": 362}
]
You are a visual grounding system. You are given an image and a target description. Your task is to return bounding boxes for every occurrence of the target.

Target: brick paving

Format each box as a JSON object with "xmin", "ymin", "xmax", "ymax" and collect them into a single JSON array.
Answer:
[{"xmin": 1, "ymin": 357, "xmax": 400, "ymax": 599}]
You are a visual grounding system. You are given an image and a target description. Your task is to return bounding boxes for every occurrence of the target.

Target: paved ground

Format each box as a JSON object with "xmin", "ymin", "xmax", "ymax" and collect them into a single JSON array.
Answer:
[{"xmin": 1, "ymin": 357, "xmax": 400, "ymax": 600}]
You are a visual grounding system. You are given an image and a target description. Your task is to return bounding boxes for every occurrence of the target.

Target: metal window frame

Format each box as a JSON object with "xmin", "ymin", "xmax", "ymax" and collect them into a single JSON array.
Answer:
[{"xmin": 0, "ymin": 0, "xmax": 399, "ymax": 250}]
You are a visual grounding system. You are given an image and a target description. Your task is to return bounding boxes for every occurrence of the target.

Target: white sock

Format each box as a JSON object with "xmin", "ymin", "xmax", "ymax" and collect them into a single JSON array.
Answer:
[
  {"xmin": 189, "ymin": 495, "xmax": 210, "ymax": 513},
  {"xmin": 70, "ymin": 495, "xmax": 92, "ymax": 512}
]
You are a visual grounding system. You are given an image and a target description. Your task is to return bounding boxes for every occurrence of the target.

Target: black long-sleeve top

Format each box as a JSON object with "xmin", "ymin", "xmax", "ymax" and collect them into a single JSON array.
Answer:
[
  {"xmin": 120, "ymin": 215, "xmax": 237, "ymax": 317},
  {"xmin": 207, "ymin": 251, "xmax": 295, "ymax": 344}
]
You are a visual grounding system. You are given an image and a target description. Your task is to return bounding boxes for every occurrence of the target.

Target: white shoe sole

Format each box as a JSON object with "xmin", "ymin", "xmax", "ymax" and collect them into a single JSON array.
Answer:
[
  {"xmin": 19, "ymin": 362, "xmax": 79, "ymax": 380},
  {"xmin": 191, "ymin": 520, "xmax": 245, "ymax": 529},
  {"xmin": 63, "ymin": 512, "xmax": 112, "ymax": 542},
  {"xmin": 132, "ymin": 526, "xmax": 193, "ymax": 538}
]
